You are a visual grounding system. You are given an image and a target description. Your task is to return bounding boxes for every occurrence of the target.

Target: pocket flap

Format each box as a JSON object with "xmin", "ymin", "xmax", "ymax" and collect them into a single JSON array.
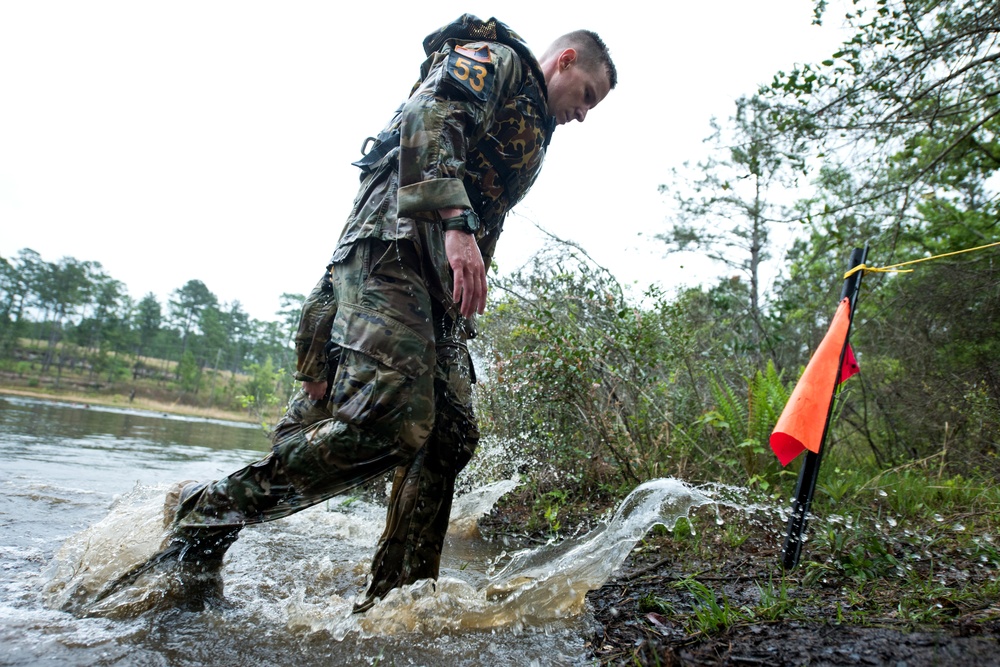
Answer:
[{"xmin": 330, "ymin": 303, "xmax": 432, "ymax": 379}]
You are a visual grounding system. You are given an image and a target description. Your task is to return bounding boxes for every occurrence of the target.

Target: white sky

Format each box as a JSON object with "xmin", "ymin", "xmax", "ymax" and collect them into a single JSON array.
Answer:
[{"xmin": 0, "ymin": 1, "xmax": 850, "ymax": 322}]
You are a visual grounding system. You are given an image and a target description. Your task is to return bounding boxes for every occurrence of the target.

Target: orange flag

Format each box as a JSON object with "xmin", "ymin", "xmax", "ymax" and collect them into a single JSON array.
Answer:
[
  {"xmin": 841, "ymin": 343, "xmax": 859, "ymax": 383},
  {"xmin": 770, "ymin": 298, "xmax": 856, "ymax": 466}
]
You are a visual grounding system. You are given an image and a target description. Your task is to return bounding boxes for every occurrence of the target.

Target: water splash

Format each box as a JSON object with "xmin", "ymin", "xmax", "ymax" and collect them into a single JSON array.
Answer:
[
  {"xmin": 448, "ymin": 475, "xmax": 521, "ymax": 537},
  {"xmin": 286, "ymin": 478, "xmax": 713, "ymax": 637},
  {"xmin": 43, "ymin": 472, "xmax": 713, "ymax": 643},
  {"xmin": 42, "ymin": 484, "xmax": 175, "ymax": 617}
]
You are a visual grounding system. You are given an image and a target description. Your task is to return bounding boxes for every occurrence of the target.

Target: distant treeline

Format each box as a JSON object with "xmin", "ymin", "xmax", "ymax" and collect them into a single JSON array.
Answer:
[{"xmin": 0, "ymin": 247, "xmax": 303, "ymax": 409}]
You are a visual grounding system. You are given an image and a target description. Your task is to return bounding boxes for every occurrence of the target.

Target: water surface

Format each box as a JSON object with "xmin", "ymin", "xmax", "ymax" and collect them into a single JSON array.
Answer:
[{"xmin": 0, "ymin": 394, "xmax": 710, "ymax": 666}]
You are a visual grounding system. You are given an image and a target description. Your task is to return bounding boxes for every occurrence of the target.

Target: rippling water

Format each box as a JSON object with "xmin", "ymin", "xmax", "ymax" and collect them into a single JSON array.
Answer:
[{"xmin": 0, "ymin": 394, "xmax": 712, "ymax": 666}]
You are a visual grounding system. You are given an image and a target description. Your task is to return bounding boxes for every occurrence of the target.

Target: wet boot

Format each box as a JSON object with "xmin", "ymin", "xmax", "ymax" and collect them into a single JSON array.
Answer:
[
  {"xmin": 92, "ymin": 481, "xmax": 239, "ymax": 607},
  {"xmin": 160, "ymin": 480, "xmax": 241, "ymax": 580},
  {"xmin": 352, "ymin": 595, "xmax": 379, "ymax": 614},
  {"xmin": 162, "ymin": 480, "xmax": 203, "ymax": 530},
  {"xmin": 161, "ymin": 480, "xmax": 240, "ymax": 568}
]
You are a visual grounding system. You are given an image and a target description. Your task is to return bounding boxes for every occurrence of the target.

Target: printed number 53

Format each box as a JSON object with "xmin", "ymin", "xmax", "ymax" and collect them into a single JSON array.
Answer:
[{"xmin": 452, "ymin": 57, "xmax": 487, "ymax": 92}]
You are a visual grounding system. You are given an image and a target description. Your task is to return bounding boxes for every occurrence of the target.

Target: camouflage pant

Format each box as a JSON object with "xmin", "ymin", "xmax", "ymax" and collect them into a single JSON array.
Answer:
[{"xmin": 171, "ymin": 238, "xmax": 479, "ymax": 602}]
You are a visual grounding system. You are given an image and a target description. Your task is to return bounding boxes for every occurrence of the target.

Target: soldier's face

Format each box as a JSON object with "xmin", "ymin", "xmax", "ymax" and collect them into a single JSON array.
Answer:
[{"xmin": 546, "ymin": 49, "xmax": 611, "ymax": 125}]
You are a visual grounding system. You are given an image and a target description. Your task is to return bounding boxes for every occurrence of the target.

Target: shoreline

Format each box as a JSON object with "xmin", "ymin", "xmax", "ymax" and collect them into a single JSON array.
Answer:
[{"xmin": 0, "ymin": 386, "xmax": 260, "ymax": 424}]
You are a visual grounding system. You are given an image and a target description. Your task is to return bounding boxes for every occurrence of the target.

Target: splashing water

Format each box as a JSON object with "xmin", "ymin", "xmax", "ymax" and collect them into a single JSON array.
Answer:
[
  {"xmin": 284, "ymin": 478, "xmax": 713, "ymax": 638},
  {"xmin": 42, "ymin": 484, "xmax": 178, "ymax": 617},
  {"xmin": 42, "ymin": 475, "xmax": 713, "ymax": 642},
  {"xmin": 448, "ymin": 475, "xmax": 521, "ymax": 537},
  {"xmin": 12, "ymin": 397, "xmax": 733, "ymax": 665}
]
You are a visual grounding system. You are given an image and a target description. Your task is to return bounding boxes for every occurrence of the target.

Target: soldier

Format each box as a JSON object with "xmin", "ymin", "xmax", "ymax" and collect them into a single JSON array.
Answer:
[{"xmin": 110, "ymin": 14, "xmax": 616, "ymax": 613}]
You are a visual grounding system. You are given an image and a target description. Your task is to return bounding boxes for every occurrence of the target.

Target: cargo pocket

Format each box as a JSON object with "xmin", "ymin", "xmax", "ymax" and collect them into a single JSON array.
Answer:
[
  {"xmin": 328, "ymin": 302, "xmax": 433, "ymax": 431},
  {"xmin": 435, "ymin": 338, "xmax": 475, "ymax": 408}
]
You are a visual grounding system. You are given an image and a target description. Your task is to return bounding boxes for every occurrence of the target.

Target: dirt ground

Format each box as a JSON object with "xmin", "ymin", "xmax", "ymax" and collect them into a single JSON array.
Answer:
[
  {"xmin": 590, "ymin": 616, "xmax": 1000, "ymax": 666},
  {"xmin": 584, "ymin": 529, "xmax": 1000, "ymax": 666}
]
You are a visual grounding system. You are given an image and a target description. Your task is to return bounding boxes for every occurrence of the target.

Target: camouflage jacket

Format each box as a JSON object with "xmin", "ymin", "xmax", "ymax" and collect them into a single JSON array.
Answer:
[{"xmin": 294, "ymin": 15, "xmax": 555, "ymax": 382}]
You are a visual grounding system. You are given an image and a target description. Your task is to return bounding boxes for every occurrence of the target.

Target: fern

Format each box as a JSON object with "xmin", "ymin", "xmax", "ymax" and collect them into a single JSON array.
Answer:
[{"xmin": 706, "ymin": 360, "xmax": 792, "ymax": 480}]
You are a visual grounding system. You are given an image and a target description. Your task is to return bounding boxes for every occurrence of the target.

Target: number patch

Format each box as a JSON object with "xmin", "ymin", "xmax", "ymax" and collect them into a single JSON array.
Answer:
[{"xmin": 446, "ymin": 47, "xmax": 494, "ymax": 101}]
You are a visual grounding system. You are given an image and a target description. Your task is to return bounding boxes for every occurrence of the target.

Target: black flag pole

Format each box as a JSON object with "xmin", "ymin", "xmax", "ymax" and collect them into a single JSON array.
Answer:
[{"xmin": 781, "ymin": 244, "xmax": 869, "ymax": 570}]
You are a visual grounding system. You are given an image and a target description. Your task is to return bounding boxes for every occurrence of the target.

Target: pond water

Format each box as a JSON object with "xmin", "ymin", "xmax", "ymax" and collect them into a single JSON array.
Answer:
[{"xmin": 0, "ymin": 394, "xmax": 712, "ymax": 666}]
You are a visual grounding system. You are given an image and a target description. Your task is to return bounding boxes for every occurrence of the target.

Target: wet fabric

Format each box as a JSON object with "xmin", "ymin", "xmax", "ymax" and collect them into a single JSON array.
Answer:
[
  {"xmin": 365, "ymin": 337, "xmax": 479, "ymax": 601},
  {"xmin": 170, "ymin": 239, "xmax": 480, "ymax": 604},
  {"xmin": 295, "ymin": 15, "xmax": 552, "ymax": 383},
  {"xmin": 164, "ymin": 13, "xmax": 551, "ymax": 608},
  {"xmin": 173, "ymin": 239, "xmax": 444, "ymax": 528}
]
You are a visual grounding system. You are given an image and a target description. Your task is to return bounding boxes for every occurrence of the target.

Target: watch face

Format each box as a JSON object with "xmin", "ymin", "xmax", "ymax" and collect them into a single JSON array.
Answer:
[{"xmin": 464, "ymin": 210, "xmax": 480, "ymax": 232}]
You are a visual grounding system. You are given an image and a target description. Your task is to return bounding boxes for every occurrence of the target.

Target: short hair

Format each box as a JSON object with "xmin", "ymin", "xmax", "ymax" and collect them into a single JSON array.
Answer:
[{"xmin": 543, "ymin": 30, "xmax": 618, "ymax": 89}]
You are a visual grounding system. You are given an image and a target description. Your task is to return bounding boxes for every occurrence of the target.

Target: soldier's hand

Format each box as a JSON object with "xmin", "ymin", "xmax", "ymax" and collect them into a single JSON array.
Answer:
[
  {"xmin": 302, "ymin": 380, "xmax": 327, "ymax": 401},
  {"xmin": 445, "ymin": 228, "xmax": 487, "ymax": 318}
]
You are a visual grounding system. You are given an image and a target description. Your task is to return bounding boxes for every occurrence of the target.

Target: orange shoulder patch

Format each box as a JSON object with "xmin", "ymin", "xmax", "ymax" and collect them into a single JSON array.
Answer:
[{"xmin": 454, "ymin": 43, "xmax": 491, "ymax": 63}]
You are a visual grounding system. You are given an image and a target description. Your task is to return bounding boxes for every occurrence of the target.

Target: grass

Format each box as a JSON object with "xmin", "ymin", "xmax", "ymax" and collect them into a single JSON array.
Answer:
[
  {"xmin": 677, "ymin": 578, "xmax": 742, "ymax": 634},
  {"xmin": 582, "ymin": 450, "xmax": 1000, "ymax": 664}
]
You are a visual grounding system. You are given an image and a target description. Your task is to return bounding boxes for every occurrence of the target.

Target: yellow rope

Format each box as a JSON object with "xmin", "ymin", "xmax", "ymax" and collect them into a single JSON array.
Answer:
[{"xmin": 843, "ymin": 240, "xmax": 1000, "ymax": 280}]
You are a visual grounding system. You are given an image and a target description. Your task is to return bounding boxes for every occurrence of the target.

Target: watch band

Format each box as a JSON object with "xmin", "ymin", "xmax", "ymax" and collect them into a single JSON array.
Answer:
[{"xmin": 439, "ymin": 209, "xmax": 481, "ymax": 234}]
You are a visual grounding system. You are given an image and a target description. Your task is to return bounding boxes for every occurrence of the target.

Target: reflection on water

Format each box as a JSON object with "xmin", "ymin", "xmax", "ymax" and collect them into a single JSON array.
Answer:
[{"xmin": 1, "ymin": 395, "xmax": 713, "ymax": 666}]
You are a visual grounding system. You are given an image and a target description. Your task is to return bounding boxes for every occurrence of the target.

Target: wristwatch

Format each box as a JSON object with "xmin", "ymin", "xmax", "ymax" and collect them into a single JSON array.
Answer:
[{"xmin": 439, "ymin": 209, "xmax": 480, "ymax": 234}]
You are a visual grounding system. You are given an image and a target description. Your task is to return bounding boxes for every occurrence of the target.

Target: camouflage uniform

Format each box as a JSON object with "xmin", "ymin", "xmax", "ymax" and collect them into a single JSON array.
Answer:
[{"xmin": 167, "ymin": 15, "xmax": 555, "ymax": 607}]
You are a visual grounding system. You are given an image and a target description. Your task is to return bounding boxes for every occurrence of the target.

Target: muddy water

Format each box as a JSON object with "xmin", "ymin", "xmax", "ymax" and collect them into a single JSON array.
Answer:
[{"xmin": 0, "ymin": 395, "xmax": 711, "ymax": 666}]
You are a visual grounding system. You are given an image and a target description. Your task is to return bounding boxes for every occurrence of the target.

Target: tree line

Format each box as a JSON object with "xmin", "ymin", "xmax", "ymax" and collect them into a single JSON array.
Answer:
[{"xmin": 0, "ymin": 247, "xmax": 304, "ymax": 409}]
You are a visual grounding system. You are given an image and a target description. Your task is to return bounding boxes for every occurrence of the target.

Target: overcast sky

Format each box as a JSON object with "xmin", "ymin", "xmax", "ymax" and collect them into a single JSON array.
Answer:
[{"xmin": 0, "ymin": 1, "xmax": 850, "ymax": 321}]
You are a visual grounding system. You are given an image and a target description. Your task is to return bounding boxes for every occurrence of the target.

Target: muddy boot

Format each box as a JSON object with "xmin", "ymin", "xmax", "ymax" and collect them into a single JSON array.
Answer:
[
  {"xmin": 91, "ymin": 482, "xmax": 237, "ymax": 608},
  {"xmin": 162, "ymin": 480, "xmax": 203, "ymax": 530},
  {"xmin": 89, "ymin": 534, "xmax": 233, "ymax": 613},
  {"xmin": 161, "ymin": 480, "xmax": 233, "ymax": 575},
  {"xmin": 352, "ymin": 573, "xmax": 398, "ymax": 614},
  {"xmin": 155, "ymin": 530, "xmax": 237, "ymax": 609},
  {"xmin": 161, "ymin": 479, "xmax": 242, "ymax": 571}
]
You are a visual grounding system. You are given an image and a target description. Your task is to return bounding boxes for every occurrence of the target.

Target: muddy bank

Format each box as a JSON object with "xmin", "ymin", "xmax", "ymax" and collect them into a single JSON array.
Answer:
[
  {"xmin": 584, "ymin": 525, "xmax": 1000, "ymax": 666},
  {"xmin": 0, "ymin": 385, "xmax": 259, "ymax": 424},
  {"xmin": 623, "ymin": 623, "xmax": 999, "ymax": 666},
  {"xmin": 590, "ymin": 583, "xmax": 1000, "ymax": 665}
]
